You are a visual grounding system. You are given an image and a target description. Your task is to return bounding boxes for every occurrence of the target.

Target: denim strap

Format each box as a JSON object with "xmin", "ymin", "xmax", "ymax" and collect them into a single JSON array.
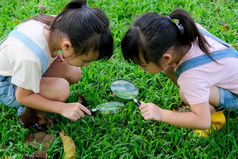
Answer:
[
  {"xmin": 8, "ymin": 30, "xmax": 48, "ymax": 74},
  {"xmin": 198, "ymin": 29, "xmax": 235, "ymax": 51},
  {"xmin": 175, "ymin": 29, "xmax": 238, "ymax": 78}
]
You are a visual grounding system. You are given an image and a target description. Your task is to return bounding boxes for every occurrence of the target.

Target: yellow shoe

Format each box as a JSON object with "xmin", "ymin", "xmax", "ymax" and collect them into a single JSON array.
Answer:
[
  {"xmin": 194, "ymin": 129, "xmax": 209, "ymax": 137},
  {"xmin": 211, "ymin": 111, "xmax": 226, "ymax": 130},
  {"xmin": 194, "ymin": 111, "xmax": 226, "ymax": 137}
]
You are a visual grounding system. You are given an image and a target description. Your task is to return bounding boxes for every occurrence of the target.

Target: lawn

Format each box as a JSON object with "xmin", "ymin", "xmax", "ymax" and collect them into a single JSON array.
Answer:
[{"xmin": 0, "ymin": 0, "xmax": 238, "ymax": 158}]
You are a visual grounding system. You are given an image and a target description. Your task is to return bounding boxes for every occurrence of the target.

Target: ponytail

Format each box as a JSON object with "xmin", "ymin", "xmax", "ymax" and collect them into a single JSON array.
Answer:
[
  {"xmin": 51, "ymin": 0, "xmax": 87, "ymax": 30},
  {"xmin": 28, "ymin": 0, "xmax": 88, "ymax": 28},
  {"xmin": 63, "ymin": 0, "xmax": 87, "ymax": 9},
  {"xmin": 169, "ymin": 9, "xmax": 210, "ymax": 55},
  {"xmin": 121, "ymin": 9, "xmax": 212, "ymax": 67},
  {"xmin": 27, "ymin": 0, "xmax": 113, "ymax": 60}
]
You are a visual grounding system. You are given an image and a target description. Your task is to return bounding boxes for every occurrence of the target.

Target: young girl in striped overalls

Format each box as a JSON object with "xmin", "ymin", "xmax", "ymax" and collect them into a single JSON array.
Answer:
[
  {"xmin": 121, "ymin": 9, "xmax": 237, "ymax": 135},
  {"xmin": 0, "ymin": 0, "xmax": 113, "ymax": 121}
]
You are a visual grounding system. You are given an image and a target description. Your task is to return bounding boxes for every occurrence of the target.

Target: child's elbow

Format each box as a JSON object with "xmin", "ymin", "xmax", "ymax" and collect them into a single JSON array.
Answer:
[
  {"xmin": 199, "ymin": 118, "xmax": 211, "ymax": 130},
  {"xmin": 16, "ymin": 95, "xmax": 24, "ymax": 105},
  {"xmin": 200, "ymin": 122, "xmax": 211, "ymax": 130}
]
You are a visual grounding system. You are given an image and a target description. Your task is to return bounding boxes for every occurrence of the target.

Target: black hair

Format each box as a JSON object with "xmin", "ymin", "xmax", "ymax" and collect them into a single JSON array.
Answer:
[
  {"xmin": 29, "ymin": 0, "xmax": 113, "ymax": 60},
  {"xmin": 121, "ymin": 9, "xmax": 210, "ymax": 65}
]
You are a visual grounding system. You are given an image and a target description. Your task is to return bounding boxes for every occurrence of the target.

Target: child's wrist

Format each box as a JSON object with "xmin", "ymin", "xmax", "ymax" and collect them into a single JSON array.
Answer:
[
  {"xmin": 56, "ymin": 102, "xmax": 66, "ymax": 115},
  {"xmin": 159, "ymin": 108, "xmax": 168, "ymax": 122}
]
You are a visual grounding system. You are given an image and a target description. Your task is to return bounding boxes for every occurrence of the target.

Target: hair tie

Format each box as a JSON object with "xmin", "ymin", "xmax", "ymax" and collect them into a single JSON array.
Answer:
[
  {"xmin": 81, "ymin": 5, "xmax": 87, "ymax": 8},
  {"xmin": 167, "ymin": 16, "xmax": 171, "ymax": 21},
  {"xmin": 177, "ymin": 25, "xmax": 184, "ymax": 30}
]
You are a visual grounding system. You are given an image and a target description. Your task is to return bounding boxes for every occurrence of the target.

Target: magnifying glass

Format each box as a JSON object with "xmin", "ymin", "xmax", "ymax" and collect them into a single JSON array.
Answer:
[
  {"xmin": 110, "ymin": 79, "xmax": 141, "ymax": 106},
  {"xmin": 89, "ymin": 102, "xmax": 124, "ymax": 114}
]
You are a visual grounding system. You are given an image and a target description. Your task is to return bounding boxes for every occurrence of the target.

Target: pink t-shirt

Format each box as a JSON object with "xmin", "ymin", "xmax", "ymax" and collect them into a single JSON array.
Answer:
[{"xmin": 176, "ymin": 27, "xmax": 238, "ymax": 105}]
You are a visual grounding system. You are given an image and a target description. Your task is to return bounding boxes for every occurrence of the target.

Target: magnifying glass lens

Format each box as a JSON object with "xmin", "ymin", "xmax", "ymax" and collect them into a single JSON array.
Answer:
[
  {"xmin": 96, "ymin": 102, "xmax": 124, "ymax": 111},
  {"xmin": 111, "ymin": 79, "xmax": 138, "ymax": 100}
]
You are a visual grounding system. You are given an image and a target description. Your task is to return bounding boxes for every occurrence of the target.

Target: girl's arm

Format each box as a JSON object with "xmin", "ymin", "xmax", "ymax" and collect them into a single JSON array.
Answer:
[
  {"xmin": 16, "ymin": 87, "xmax": 91, "ymax": 121},
  {"xmin": 139, "ymin": 101, "xmax": 211, "ymax": 129}
]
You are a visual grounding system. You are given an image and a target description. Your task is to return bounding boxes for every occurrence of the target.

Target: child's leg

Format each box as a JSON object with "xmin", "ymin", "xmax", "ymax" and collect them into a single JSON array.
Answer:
[
  {"xmin": 17, "ymin": 77, "xmax": 68, "ymax": 129},
  {"xmin": 179, "ymin": 86, "xmax": 219, "ymax": 113},
  {"xmin": 17, "ymin": 77, "xmax": 70, "ymax": 125},
  {"xmin": 179, "ymin": 87, "xmax": 226, "ymax": 136},
  {"xmin": 208, "ymin": 86, "xmax": 220, "ymax": 113},
  {"xmin": 44, "ymin": 60, "xmax": 82, "ymax": 85},
  {"xmin": 39, "ymin": 77, "xmax": 70, "ymax": 102},
  {"xmin": 209, "ymin": 86, "xmax": 219, "ymax": 107}
]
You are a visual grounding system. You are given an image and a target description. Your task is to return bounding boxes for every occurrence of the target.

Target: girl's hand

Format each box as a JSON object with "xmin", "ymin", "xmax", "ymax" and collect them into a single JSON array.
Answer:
[
  {"xmin": 61, "ymin": 103, "xmax": 91, "ymax": 121},
  {"xmin": 139, "ymin": 101, "xmax": 163, "ymax": 121}
]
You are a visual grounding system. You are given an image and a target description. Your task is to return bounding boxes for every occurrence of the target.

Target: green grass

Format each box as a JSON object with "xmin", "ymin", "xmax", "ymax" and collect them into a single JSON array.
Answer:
[{"xmin": 0, "ymin": 0, "xmax": 238, "ymax": 158}]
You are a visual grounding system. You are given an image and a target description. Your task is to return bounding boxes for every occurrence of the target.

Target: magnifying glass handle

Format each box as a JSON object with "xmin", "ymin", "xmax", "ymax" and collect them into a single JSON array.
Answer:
[
  {"xmin": 83, "ymin": 109, "xmax": 97, "ymax": 114},
  {"xmin": 90, "ymin": 109, "xmax": 97, "ymax": 112},
  {"xmin": 133, "ymin": 98, "xmax": 141, "ymax": 106}
]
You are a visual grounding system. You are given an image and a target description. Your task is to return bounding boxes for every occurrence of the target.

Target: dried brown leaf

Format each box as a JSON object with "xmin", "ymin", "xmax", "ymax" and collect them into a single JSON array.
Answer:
[
  {"xmin": 36, "ymin": 111, "xmax": 54, "ymax": 128},
  {"xmin": 18, "ymin": 107, "xmax": 54, "ymax": 131},
  {"xmin": 25, "ymin": 132, "xmax": 55, "ymax": 151},
  {"xmin": 76, "ymin": 93, "xmax": 89, "ymax": 106},
  {"xmin": 23, "ymin": 150, "xmax": 47, "ymax": 159},
  {"xmin": 0, "ymin": 145, "xmax": 8, "ymax": 149},
  {"xmin": 221, "ymin": 24, "xmax": 230, "ymax": 32},
  {"xmin": 18, "ymin": 107, "xmax": 38, "ymax": 127},
  {"xmin": 1, "ymin": 156, "xmax": 12, "ymax": 159},
  {"xmin": 231, "ymin": 44, "xmax": 238, "ymax": 50},
  {"xmin": 59, "ymin": 130, "xmax": 77, "ymax": 159},
  {"xmin": 38, "ymin": 5, "xmax": 46, "ymax": 12}
]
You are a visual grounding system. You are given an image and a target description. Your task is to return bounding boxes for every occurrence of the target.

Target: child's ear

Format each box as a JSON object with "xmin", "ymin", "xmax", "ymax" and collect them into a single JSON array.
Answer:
[
  {"xmin": 162, "ymin": 53, "xmax": 172, "ymax": 64},
  {"xmin": 61, "ymin": 39, "xmax": 73, "ymax": 56}
]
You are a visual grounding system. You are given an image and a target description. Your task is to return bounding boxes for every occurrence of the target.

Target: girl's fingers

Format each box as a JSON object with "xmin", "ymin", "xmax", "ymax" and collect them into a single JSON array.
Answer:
[
  {"xmin": 140, "ymin": 107, "xmax": 149, "ymax": 114},
  {"xmin": 74, "ymin": 110, "xmax": 84, "ymax": 121},
  {"xmin": 71, "ymin": 116, "xmax": 78, "ymax": 121},
  {"xmin": 75, "ymin": 115, "xmax": 80, "ymax": 121},
  {"xmin": 141, "ymin": 110, "xmax": 150, "ymax": 117},
  {"xmin": 79, "ymin": 105, "xmax": 91, "ymax": 115},
  {"xmin": 143, "ymin": 114, "xmax": 152, "ymax": 120},
  {"xmin": 142, "ymin": 111, "xmax": 155, "ymax": 120},
  {"xmin": 77, "ymin": 109, "xmax": 85, "ymax": 118},
  {"xmin": 139, "ymin": 101, "xmax": 147, "ymax": 110}
]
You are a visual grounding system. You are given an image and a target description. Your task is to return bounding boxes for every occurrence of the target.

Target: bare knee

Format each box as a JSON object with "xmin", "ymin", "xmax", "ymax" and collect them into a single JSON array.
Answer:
[
  {"xmin": 209, "ymin": 86, "xmax": 220, "ymax": 107},
  {"xmin": 40, "ymin": 78, "xmax": 70, "ymax": 101},
  {"xmin": 66, "ymin": 67, "xmax": 82, "ymax": 85},
  {"xmin": 179, "ymin": 88, "xmax": 188, "ymax": 105},
  {"xmin": 179, "ymin": 86, "xmax": 220, "ymax": 109},
  {"xmin": 44, "ymin": 61, "xmax": 82, "ymax": 85},
  {"xmin": 55, "ymin": 78, "xmax": 70, "ymax": 101}
]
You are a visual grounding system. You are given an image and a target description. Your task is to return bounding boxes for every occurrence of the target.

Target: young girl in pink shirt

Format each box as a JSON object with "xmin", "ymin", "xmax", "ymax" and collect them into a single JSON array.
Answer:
[{"xmin": 121, "ymin": 9, "xmax": 238, "ymax": 132}]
